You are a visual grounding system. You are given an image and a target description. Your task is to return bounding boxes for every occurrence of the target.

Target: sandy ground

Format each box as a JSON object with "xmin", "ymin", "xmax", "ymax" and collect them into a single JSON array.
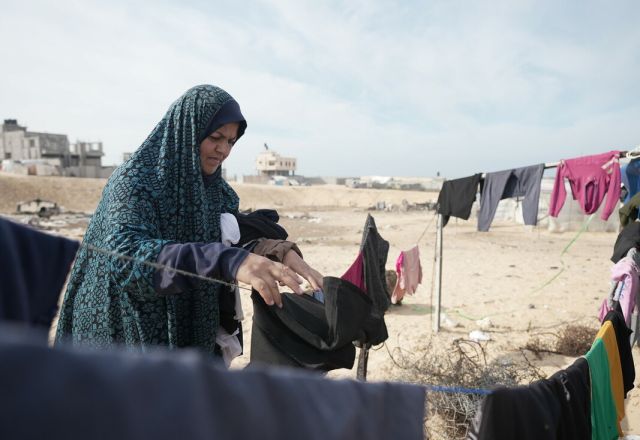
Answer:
[{"xmin": 3, "ymin": 173, "xmax": 639, "ymax": 435}]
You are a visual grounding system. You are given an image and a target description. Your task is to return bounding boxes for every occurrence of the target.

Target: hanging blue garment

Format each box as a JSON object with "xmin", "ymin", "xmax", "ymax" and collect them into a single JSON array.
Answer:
[
  {"xmin": 0, "ymin": 216, "xmax": 78, "ymax": 332},
  {"xmin": 0, "ymin": 327, "xmax": 426, "ymax": 440},
  {"xmin": 621, "ymin": 160, "xmax": 640, "ymax": 203}
]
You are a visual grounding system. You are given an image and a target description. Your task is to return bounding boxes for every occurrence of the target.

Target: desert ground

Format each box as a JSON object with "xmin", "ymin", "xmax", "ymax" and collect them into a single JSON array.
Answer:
[{"xmin": 2, "ymin": 172, "xmax": 639, "ymax": 436}]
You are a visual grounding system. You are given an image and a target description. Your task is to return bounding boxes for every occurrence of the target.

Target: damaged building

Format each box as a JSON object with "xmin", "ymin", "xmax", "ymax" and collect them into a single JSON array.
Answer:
[{"xmin": 0, "ymin": 119, "xmax": 115, "ymax": 178}]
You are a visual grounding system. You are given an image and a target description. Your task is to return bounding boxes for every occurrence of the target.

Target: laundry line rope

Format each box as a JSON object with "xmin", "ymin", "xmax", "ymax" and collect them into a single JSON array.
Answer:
[
  {"xmin": 65, "ymin": 234, "xmax": 504, "ymax": 398},
  {"xmin": 81, "ymin": 242, "xmax": 252, "ymax": 292},
  {"xmin": 83, "ymin": 241, "xmax": 495, "ymax": 395}
]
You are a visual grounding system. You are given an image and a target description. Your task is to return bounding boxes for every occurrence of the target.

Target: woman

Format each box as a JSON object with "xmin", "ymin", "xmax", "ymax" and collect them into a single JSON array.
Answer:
[{"xmin": 56, "ymin": 85, "xmax": 323, "ymax": 357}]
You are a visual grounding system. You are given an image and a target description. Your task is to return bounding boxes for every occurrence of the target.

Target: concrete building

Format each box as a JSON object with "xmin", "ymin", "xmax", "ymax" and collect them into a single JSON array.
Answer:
[
  {"xmin": 255, "ymin": 145, "xmax": 297, "ymax": 177},
  {"xmin": 0, "ymin": 119, "xmax": 69, "ymax": 164},
  {"xmin": 0, "ymin": 119, "xmax": 113, "ymax": 177},
  {"xmin": 67, "ymin": 141, "xmax": 112, "ymax": 178}
]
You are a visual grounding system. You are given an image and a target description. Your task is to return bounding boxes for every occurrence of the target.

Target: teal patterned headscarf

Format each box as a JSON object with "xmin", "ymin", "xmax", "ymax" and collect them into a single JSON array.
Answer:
[{"xmin": 56, "ymin": 85, "xmax": 246, "ymax": 355}]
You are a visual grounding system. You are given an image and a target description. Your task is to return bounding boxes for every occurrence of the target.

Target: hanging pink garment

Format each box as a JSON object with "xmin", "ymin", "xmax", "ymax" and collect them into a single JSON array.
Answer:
[
  {"xmin": 598, "ymin": 299, "xmax": 612, "ymax": 323},
  {"xmin": 341, "ymin": 252, "xmax": 366, "ymax": 293},
  {"xmin": 392, "ymin": 246, "xmax": 422, "ymax": 304},
  {"xmin": 610, "ymin": 257, "xmax": 639, "ymax": 326},
  {"xmin": 549, "ymin": 150, "xmax": 621, "ymax": 220}
]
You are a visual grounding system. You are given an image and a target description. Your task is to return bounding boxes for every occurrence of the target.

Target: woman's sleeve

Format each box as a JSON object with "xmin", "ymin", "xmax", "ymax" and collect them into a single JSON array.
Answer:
[
  {"xmin": 251, "ymin": 239, "xmax": 302, "ymax": 262},
  {"xmin": 153, "ymin": 243, "xmax": 249, "ymax": 295}
]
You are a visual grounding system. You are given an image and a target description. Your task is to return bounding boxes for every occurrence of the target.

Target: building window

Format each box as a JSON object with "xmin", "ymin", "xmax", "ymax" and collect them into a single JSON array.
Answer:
[
  {"xmin": 5, "ymin": 153, "xmax": 11, "ymax": 159},
  {"xmin": 29, "ymin": 139, "xmax": 35, "ymax": 147}
]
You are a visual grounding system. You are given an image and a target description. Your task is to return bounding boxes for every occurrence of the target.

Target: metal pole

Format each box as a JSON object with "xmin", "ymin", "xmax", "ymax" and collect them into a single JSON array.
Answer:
[{"xmin": 433, "ymin": 213, "xmax": 443, "ymax": 332}]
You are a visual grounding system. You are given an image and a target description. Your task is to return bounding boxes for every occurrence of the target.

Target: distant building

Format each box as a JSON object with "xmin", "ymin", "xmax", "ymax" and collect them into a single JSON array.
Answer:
[
  {"xmin": 255, "ymin": 145, "xmax": 296, "ymax": 177},
  {"xmin": 67, "ymin": 141, "xmax": 110, "ymax": 178},
  {"xmin": 0, "ymin": 119, "xmax": 113, "ymax": 178},
  {"xmin": 0, "ymin": 119, "xmax": 69, "ymax": 164}
]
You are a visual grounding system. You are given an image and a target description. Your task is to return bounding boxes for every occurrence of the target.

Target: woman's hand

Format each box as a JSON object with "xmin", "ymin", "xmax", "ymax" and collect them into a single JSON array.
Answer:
[
  {"xmin": 235, "ymin": 253, "xmax": 304, "ymax": 308},
  {"xmin": 283, "ymin": 249, "xmax": 324, "ymax": 291}
]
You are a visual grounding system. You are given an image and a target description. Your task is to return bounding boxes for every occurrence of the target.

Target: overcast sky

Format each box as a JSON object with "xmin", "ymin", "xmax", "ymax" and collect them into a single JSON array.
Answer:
[{"xmin": 1, "ymin": 0, "xmax": 638, "ymax": 178}]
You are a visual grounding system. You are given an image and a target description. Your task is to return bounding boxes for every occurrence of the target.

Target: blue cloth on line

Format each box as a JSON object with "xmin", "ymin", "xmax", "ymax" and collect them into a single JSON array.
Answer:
[
  {"xmin": 0, "ymin": 216, "xmax": 79, "ymax": 331},
  {"xmin": 0, "ymin": 327, "xmax": 426, "ymax": 440},
  {"xmin": 621, "ymin": 160, "xmax": 640, "ymax": 203}
]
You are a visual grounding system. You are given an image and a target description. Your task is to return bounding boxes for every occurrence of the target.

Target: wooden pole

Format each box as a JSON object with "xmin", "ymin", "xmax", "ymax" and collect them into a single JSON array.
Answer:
[
  {"xmin": 356, "ymin": 344, "xmax": 371, "ymax": 381},
  {"xmin": 433, "ymin": 213, "xmax": 443, "ymax": 332}
]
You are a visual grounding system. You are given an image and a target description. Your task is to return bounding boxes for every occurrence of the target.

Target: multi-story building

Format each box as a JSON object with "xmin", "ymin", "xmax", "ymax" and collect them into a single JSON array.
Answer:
[
  {"xmin": 255, "ymin": 145, "xmax": 297, "ymax": 177},
  {"xmin": 0, "ymin": 119, "xmax": 112, "ymax": 177},
  {"xmin": 0, "ymin": 119, "xmax": 69, "ymax": 163}
]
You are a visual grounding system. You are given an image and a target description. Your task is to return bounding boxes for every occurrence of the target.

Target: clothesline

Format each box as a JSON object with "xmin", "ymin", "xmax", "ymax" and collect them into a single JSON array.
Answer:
[
  {"xmin": 81, "ymin": 240, "xmax": 494, "ymax": 396},
  {"xmin": 433, "ymin": 147, "xmax": 640, "ymax": 332},
  {"xmin": 82, "ymin": 242, "xmax": 253, "ymax": 291},
  {"xmin": 479, "ymin": 147, "xmax": 640, "ymax": 178}
]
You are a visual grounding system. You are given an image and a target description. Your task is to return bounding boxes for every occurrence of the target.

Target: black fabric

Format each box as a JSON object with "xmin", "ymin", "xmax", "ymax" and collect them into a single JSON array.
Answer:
[
  {"xmin": 235, "ymin": 209, "xmax": 288, "ymax": 245},
  {"xmin": 603, "ymin": 309, "xmax": 635, "ymax": 396},
  {"xmin": 550, "ymin": 358, "xmax": 592, "ymax": 440},
  {"xmin": 250, "ymin": 276, "xmax": 373, "ymax": 371},
  {"xmin": 470, "ymin": 383, "xmax": 560, "ymax": 440},
  {"xmin": 218, "ymin": 292, "xmax": 241, "ymax": 336},
  {"xmin": 357, "ymin": 214, "xmax": 391, "ymax": 345},
  {"xmin": 0, "ymin": 216, "xmax": 79, "ymax": 330},
  {"xmin": 470, "ymin": 358, "xmax": 591, "ymax": 440},
  {"xmin": 619, "ymin": 193, "xmax": 640, "ymax": 227},
  {"xmin": 0, "ymin": 326, "xmax": 425, "ymax": 440},
  {"xmin": 437, "ymin": 174, "xmax": 482, "ymax": 227},
  {"xmin": 611, "ymin": 221, "xmax": 640, "ymax": 263},
  {"xmin": 225, "ymin": 209, "xmax": 289, "ymax": 339}
]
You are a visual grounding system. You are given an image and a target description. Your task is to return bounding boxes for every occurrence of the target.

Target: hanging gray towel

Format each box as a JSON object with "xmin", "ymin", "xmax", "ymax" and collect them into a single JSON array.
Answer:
[{"xmin": 478, "ymin": 164, "xmax": 544, "ymax": 232}]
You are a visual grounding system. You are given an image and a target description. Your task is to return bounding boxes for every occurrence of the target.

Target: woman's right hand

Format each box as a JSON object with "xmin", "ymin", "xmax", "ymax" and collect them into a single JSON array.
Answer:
[{"xmin": 235, "ymin": 253, "xmax": 304, "ymax": 308}]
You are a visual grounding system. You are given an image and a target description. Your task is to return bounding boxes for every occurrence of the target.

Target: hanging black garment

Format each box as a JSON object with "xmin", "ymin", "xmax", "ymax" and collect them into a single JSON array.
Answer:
[
  {"xmin": 0, "ymin": 216, "xmax": 79, "ymax": 331},
  {"xmin": 619, "ymin": 193, "xmax": 640, "ymax": 227},
  {"xmin": 551, "ymin": 358, "xmax": 592, "ymax": 440},
  {"xmin": 0, "ymin": 327, "xmax": 426, "ymax": 440},
  {"xmin": 218, "ymin": 210, "xmax": 291, "ymax": 342},
  {"xmin": 250, "ymin": 276, "xmax": 373, "ymax": 371},
  {"xmin": 437, "ymin": 174, "xmax": 482, "ymax": 227},
  {"xmin": 249, "ymin": 215, "xmax": 390, "ymax": 370},
  {"xmin": 603, "ymin": 309, "xmax": 635, "ymax": 396},
  {"xmin": 235, "ymin": 209, "xmax": 288, "ymax": 244},
  {"xmin": 469, "ymin": 358, "xmax": 591, "ymax": 440},
  {"xmin": 611, "ymin": 222, "xmax": 640, "ymax": 263},
  {"xmin": 356, "ymin": 214, "xmax": 391, "ymax": 346}
]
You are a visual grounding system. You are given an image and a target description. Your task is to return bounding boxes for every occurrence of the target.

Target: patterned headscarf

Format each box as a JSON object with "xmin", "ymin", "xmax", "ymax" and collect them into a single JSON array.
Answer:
[{"xmin": 56, "ymin": 85, "xmax": 246, "ymax": 355}]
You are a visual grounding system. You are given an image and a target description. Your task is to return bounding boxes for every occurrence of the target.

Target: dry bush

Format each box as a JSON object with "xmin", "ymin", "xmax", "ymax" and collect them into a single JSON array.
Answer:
[
  {"xmin": 524, "ymin": 324, "xmax": 597, "ymax": 358},
  {"xmin": 388, "ymin": 338, "xmax": 544, "ymax": 440},
  {"xmin": 556, "ymin": 325, "xmax": 596, "ymax": 356}
]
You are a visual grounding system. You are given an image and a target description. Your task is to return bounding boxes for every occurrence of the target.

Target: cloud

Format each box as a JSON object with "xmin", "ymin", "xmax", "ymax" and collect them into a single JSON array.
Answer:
[{"xmin": 0, "ymin": 0, "xmax": 638, "ymax": 178}]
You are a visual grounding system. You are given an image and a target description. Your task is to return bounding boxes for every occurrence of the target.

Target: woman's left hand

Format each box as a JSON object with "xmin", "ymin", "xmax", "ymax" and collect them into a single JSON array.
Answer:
[{"xmin": 283, "ymin": 250, "xmax": 324, "ymax": 291}]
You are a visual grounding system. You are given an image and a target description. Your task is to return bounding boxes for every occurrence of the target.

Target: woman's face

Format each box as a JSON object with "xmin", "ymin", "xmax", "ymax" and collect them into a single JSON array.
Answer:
[{"xmin": 199, "ymin": 122, "xmax": 240, "ymax": 175}]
